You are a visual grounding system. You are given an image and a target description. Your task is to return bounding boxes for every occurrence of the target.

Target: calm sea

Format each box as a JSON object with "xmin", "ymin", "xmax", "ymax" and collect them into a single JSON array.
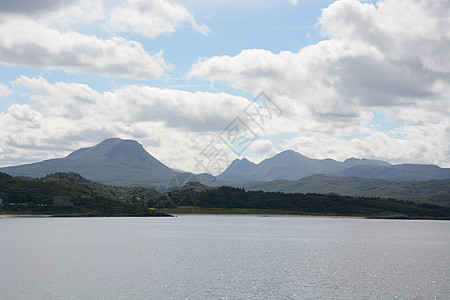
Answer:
[{"xmin": 0, "ymin": 215, "xmax": 449, "ymax": 299}]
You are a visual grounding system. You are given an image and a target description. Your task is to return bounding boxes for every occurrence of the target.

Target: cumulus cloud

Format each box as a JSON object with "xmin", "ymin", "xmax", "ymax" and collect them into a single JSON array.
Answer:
[
  {"xmin": 0, "ymin": 16, "xmax": 168, "ymax": 79},
  {"xmin": 0, "ymin": 76, "xmax": 252, "ymax": 170},
  {"xmin": 0, "ymin": 0, "xmax": 211, "ymax": 79},
  {"xmin": 0, "ymin": 0, "xmax": 216, "ymax": 79},
  {"xmin": 14, "ymin": 76, "xmax": 248, "ymax": 131},
  {"xmin": 189, "ymin": 0, "xmax": 450, "ymax": 166},
  {"xmin": 110, "ymin": 0, "xmax": 211, "ymax": 38},
  {"xmin": 283, "ymin": 121, "xmax": 450, "ymax": 167},
  {"xmin": 248, "ymin": 139, "xmax": 277, "ymax": 156}
]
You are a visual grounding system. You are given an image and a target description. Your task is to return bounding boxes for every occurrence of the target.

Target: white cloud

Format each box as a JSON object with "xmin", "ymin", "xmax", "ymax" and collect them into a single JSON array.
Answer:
[
  {"xmin": 0, "ymin": 16, "xmax": 168, "ymax": 79},
  {"xmin": 0, "ymin": 83, "xmax": 13, "ymax": 98},
  {"xmin": 110, "ymin": 0, "xmax": 211, "ymax": 39},
  {"xmin": 319, "ymin": 0, "xmax": 450, "ymax": 74},
  {"xmin": 1, "ymin": 0, "xmax": 449, "ymax": 171},
  {"xmin": 290, "ymin": 0, "xmax": 299, "ymax": 6},
  {"xmin": 188, "ymin": 0, "xmax": 450, "ymax": 166},
  {"xmin": 283, "ymin": 121, "xmax": 450, "ymax": 167},
  {"xmin": 0, "ymin": 0, "xmax": 212, "ymax": 79},
  {"xmin": 14, "ymin": 76, "xmax": 249, "ymax": 131},
  {"xmin": 248, "ymin": 139, "xmax": 277, "ymax": 156}
]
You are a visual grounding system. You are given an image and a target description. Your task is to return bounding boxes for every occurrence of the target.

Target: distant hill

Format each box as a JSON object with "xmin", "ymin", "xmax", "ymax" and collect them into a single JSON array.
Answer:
[
  {"xmin": 164, "ymin": 185, "xmax": 450, "ymax": 219},
  {"xmin": 0, "ymin": 138, "xmax": 176, "ymax": 185},
  {"xmin": 236, "ymin": 175, "xmax": 450, "ymax": 207},
  {"xmin": 0, "ymin": 172, "xmax": 168, "ymax": 216},
  {"xmin": 334, "ymin": 164, "xmax": 450, "ymax": 181},
  {"xmin": 41, "ymin": 172, "xmax": 159, "ymax": 203},
  {"xmin": 217, "ymin": 150, "xmax": 449, "ymax": 182}
]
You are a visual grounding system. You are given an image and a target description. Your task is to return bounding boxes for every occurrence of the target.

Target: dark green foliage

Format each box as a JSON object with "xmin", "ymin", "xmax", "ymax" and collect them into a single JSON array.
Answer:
[
  {"xmin": 163, "ymin": 185, "xmax": 450, "ymax": 218},
  {"xmin": 2, "ymin": 171, "xmax": 448, "ymax": 218},
  {"xmin": 41, "ymin": 172, "xmax": 159, "ymax": 204},
  {"xmin": 0, "ymin": 172, "xmax": 168, "ymax": 216}
]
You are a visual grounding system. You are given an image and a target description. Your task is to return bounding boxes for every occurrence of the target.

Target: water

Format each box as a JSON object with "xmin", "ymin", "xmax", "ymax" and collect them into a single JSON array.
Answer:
[{"xmin": 0, "ymin": 216, "xmax": 449, "ymax": 299}]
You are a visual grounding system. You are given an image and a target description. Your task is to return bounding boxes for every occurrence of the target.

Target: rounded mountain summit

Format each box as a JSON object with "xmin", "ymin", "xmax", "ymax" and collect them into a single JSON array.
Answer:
[{"xmin": 0, "ymin": 138, "xmax": 176, "ymax": 185}]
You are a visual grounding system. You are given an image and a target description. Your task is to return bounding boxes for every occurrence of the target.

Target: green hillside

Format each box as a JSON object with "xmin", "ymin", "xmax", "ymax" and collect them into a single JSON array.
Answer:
[
  {"xmin": 2, "ymin": 172, "xmax": 449, "ymax": 218},
  {"xmin": 0, "ymin": 172, "xmax": 168, "ymax": 216},
  {"xmin": 238, "ymin": 175, "xmax": 450, "ymax": 207}
]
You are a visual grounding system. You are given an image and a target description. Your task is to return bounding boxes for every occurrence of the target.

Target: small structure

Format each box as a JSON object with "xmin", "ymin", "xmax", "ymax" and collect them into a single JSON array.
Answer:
[
  {"xmin": 52, "ymin": 195, "xmax": 73, "ymax": 207},
  {"xmin": 0, "ymin": 198, "xmax": 3, "ymax": 204}
]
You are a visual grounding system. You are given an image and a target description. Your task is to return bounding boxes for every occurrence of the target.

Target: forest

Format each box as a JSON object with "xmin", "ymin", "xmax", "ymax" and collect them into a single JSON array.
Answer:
[{"xmin": 159, "ymin": 184, "xmax": 450, "ymax": 218}]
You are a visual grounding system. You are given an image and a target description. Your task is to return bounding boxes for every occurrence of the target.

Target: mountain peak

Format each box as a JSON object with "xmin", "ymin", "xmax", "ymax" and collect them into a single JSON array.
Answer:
[
  {"xmin": 66, "ymin": 138, "xmax": 167, "ymax": 169},
  {"xmin": 276, "ymin": 150, "xmax": 311, "ymax": 159},
  {"xmin": 344, "ymin": 157, "xmax": 392, "ymax": 167},
  {"xmin": 0, "ymin": 138, "xmax": 176, "ymax": 184},
  {"xmin": 277, "ymin": 149, "xmax": 296, "ymax": 155},
  {"xmin": 240, "ymin": 158, "xmax": 253, "ymax": 164},
  {"xmin": 226, "ymin": 157, "xmax": 256, "ymax": 171},
  {"xmin": 217, "ymin": 157, "xmax": 257, "ymax": 180},
  {"xmin": 260, "ymin": 150, "xmax": 308, "ymax": 167}
]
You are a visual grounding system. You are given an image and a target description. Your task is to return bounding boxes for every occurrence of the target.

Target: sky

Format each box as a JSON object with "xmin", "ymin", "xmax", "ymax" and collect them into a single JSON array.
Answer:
[{"xmin": 0, "ymin": 0, "xmax": 449, "ymax": 174}]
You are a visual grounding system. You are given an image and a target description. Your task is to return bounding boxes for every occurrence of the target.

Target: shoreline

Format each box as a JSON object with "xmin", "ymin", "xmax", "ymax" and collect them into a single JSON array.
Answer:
[
  {"xmin": 164, "ymin": 212, "xmax": 450, "ymax": 220},
  {"xmin": 0, "ymin": 213, "xmax": 363, "ymax": 219},
  {"xmin": 1, "ymin": 213, "xmax": 447, "ymax": 220},
  {"xmin": 171, "ymin": 213, "xmax": 450, "ymax": 220},
  {"xmin": 0, "ymin": 214, "xmax": 53, "ymax": 218},
  {"xmin": 171, "ymin": 213, "xmax": 365, "ymax": 218},
  {"xmin": 0, "ymin": 213, "xmax": 172, "ymax": 218}
]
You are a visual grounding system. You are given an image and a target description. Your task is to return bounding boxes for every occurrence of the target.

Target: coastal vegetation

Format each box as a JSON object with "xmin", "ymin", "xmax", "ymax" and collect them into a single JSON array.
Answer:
[
  {"xmin": 160, "ymin": 183, "xmax": 450, "ymax": 218},
  {"xmin": 239, "ymin": 175, "xmax": 450, "ymax": 207},
  {"xmin": 0, "ymin": 172, "xmax": 167, "ymax": 216},
  {"xmin": 1, "ymin": 172, "xmax": 449, "ymax": 218}
]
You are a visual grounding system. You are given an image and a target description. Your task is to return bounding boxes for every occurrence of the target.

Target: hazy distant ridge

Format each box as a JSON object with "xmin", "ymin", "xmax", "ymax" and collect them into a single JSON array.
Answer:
[
  {"xmin": 1, "ymin": 138, "xmax": 449, "ymax": 188},
  {"xmin": 218, "ymin": 150, "xmax": 449, "ymax": 182}
]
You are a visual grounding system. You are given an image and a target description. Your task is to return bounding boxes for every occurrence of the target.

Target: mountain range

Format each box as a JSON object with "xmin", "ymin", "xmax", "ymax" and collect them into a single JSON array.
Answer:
[
  {"xmin": 1, "ymin": 138, "xmax": 449, "ymax": 199},
  {"xmin": 217, "ymin": 150, "xmax": 388, "ymax": 181},
  {"xmin": 217, "ymin": 150, "xmax": 449, "ymax": 182}
]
